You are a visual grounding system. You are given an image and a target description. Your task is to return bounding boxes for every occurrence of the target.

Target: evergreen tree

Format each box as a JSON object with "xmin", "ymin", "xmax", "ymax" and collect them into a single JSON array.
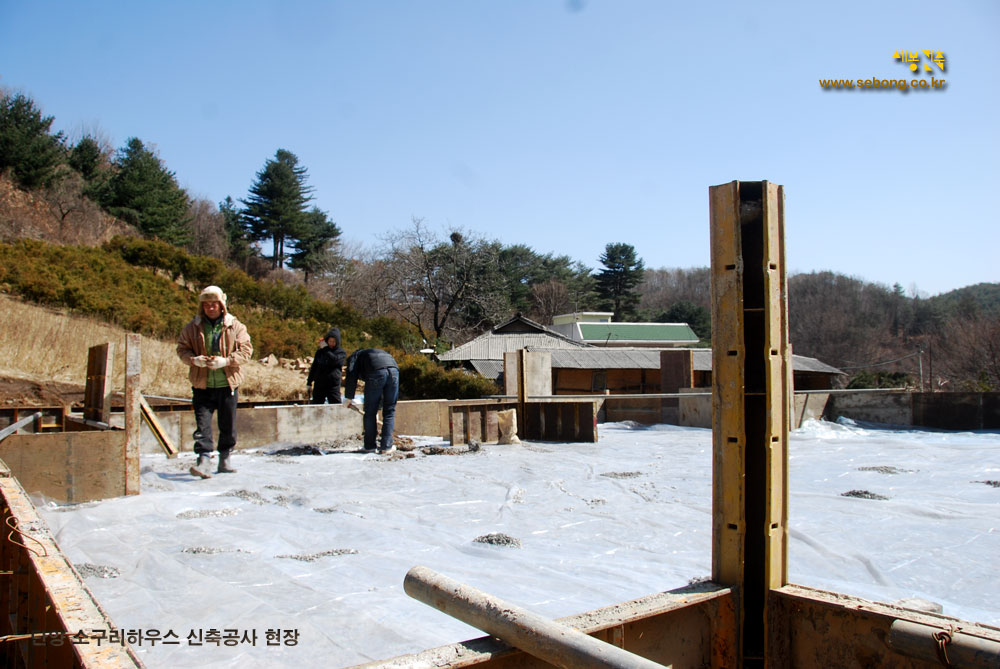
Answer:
[
  {"xmin": 0, "ymin": 92, "xmax": 66, "ymax": 189},
  {"xmin": 68, "ymin": 135, "xmax": 111, "ymax": 199},
  {"xmin": 287, "ymin": 206, "xmax": 342, "ymax": 283},
  {"xmin": 498, "ymin": 245, "xmax": 583, "ymax": 316},
  {"xmin": 241, "ymin": 149, "xmax": 313, "ymax": 269},
  {"xmin": 102, "ymin": 137, "xmax": 192, "ymax": 244},
  {"xmin": 595, "ymin": 242, "xmax": 645, "ymax": 321},
  {"xmin": 220, "ymin": 196, "xmax": 254, "ymax": 268},
  {"xmin": 657, "ymin": 300, "xmax": 712, "ymax": 342}
]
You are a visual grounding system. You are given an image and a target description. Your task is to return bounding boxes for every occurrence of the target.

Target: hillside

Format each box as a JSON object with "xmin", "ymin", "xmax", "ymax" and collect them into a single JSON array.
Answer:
[
  {"xmin": 0, "ymin": 174, "xmax": 134, "ymax": 246},
  {"xmin": 0, "ymin": 237, "xmax": 499, "ymax": 404},
  {"xmin": 0, "ymin": 294, "xmax": 311, "ymax": 406}
]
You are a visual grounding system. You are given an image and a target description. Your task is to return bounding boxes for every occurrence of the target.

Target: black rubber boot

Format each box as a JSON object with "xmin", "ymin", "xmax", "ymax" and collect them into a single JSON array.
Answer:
[
  {"xmin": 217, "ymin": 450, "xmax": 237, "ymax": 474},
  {"xmin": 190, "ymin": 454, "xmax": 213, "ymax": 479}
]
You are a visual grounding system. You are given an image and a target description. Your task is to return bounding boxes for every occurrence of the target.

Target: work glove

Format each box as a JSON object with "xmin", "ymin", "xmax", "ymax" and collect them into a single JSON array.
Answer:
[
  {"xmin": 206, "ymin": 356, "xmax": 229, "ymax": 370},
  {"xmin": 191, "ymin": 355, "xmax": 210, "ymax": 368}
]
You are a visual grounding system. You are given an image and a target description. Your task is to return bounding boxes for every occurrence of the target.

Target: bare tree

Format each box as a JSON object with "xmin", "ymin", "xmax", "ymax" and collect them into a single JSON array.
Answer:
[
  {"xmin": 185, "ymin": 199, "xmax": 228, "ymax": 260},
  {"xmin": 530, "ymin": 279, "xmax": 570, "ymax": 325},
  {"xmin": 936, "ymin": 312, "xmax": 1000, "ymax": 390},
  {"xmin": 311, "ymin": 239, "xmax": 396, "ymax": 319},
  {"xmin": 788, "ymin": 271, "xmax": 899, "ymax": 370},
  {"xmin": 383, "ymin": 217, "xmax": 508, "ymax": 344},
  {"xmin": 42, "ymin": 170, "xmax": 115, "ymax": 244},
  {"xmin": 639, "ymin": 267, "xmax": 712, "ymax": 314}
]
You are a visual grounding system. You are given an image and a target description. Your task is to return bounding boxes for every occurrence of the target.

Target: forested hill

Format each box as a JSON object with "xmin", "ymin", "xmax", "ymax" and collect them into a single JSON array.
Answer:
[{"xmin": 931, "ymin": 283, "xmax": 1000, "ymax": 315}]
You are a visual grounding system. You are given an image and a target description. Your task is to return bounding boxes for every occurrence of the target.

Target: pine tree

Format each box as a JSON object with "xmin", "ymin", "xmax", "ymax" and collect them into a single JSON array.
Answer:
[
  {"xmin": 596, "ymin": 242, "xmax": 645, "ymax": 321},
  {"xmin": 219, "ymin": 196, "xmax": 254, "ymax": 268},
  {"xmin": 287, "ymin": 206, "xmax": 342, "ymax": 283},
  {"xmin": 68, "ymin": 135, "xmax": 111, "ymax": 199},
  {"xmin": 241, "ymin": 149, "xmax": 313, "ymax": 269},
  {"xmin": 0, "ymin": 92, "xmax": 66, "ymax": 189},
  {"xmin": 101, "ymin": 137, "xmax": 192, "ymax": 244}
]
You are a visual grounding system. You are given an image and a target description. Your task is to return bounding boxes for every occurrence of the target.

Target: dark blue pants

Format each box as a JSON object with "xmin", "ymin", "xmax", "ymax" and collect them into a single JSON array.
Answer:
[
  {"xmin": 192, "ymin": 386, "xmax": 238, "ymax": 455},
  {"xmin": 363, "ymin": 367, "xmax": 398, "ymax": 450}
]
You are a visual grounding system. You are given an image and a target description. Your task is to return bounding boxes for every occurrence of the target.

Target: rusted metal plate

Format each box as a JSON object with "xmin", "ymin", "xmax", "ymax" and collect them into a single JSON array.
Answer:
[{"xmin": 761, "ymin": 181, "xmax": 790, "ymax": 591}]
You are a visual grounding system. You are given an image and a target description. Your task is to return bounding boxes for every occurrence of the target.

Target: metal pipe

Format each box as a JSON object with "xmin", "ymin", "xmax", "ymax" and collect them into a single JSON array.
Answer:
[
  {"xmin": 403, "ymin": 565, "xmax": 666, "ymax": 669},
  {"xmin": 0, "ymin": 412, "xmax": 42, "ymax": 443},
  {"xmin": 889, "ymin": 619, "xmax": 1000, "ymax": 667}
]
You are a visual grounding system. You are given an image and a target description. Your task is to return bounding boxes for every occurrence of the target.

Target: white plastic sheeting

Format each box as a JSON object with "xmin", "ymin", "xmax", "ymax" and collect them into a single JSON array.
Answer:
[{"xmin": 36, "ymin": 419, "xmax": 999, "ymax": 668}]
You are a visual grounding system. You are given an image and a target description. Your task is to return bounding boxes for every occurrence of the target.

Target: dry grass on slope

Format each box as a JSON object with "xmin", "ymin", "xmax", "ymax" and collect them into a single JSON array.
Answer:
[{"xmin": 0, "ymin": 295, "xmax": 309, "ymax": 403}]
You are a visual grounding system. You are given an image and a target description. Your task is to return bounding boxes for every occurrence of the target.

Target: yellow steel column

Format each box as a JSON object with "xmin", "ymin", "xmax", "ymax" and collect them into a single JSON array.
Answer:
[{"xmin": 709, "ymin": 181, "xmax": 790, "ymax": 667}]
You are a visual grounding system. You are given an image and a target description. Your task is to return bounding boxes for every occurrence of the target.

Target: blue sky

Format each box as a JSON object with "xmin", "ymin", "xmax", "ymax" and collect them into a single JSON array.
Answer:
[{"xmin": 2, "ymin": 1, "xmax": 997, "ymax": 296}]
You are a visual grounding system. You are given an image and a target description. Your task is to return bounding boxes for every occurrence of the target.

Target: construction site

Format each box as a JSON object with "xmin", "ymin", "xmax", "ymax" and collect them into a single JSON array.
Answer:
[{"xmin": 1, "ymin": 181, "xmax": 998, "ymax": 667}]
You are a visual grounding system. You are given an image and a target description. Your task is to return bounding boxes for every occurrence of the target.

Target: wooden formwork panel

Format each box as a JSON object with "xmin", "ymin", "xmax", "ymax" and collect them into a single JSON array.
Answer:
[
  {"xmin": 552, "ymin": 368, "xmax": 593, "ymax": 394},
  {"xmin": 83, "ymin": 342, "xmax": 114, "ymax": 424},
  {"xmin": 0, "ymin": 461, "xmax": 142, "ymax": 667},
  {"xmin": 449, "ymin": 401, "xmax": 597, "ymax": 445},
  {"xmin": 770, "ymin": 584, "xmax": 1000, "ymax": 668},
  {"xmin": 605, "ymin": 369, "xmax": 648, "ymax": 393},
  {"xmin": 603, "ymin": 397, "xmax": 665, "ymax": 425},
  {"xmin": 0, "ymin": 407, "xmax": 66, "ymax": 434},
  {"xmin": 448, "ymin": 403, "xmax": 505, "ymax": 445},
  {"xmin": 395, "ymin": 400, "xmax": 452, "ymax": 437},
  {"xmin": 0, "ymin": 430, "xmax": 132, "ymax": 503},
  {"xmin": 361, "ymin": 585, "xmax": 737, "ymax": 669},
  {"xmin": 522, "ymin": 401, "xmax": 597, "ymax": 442}
]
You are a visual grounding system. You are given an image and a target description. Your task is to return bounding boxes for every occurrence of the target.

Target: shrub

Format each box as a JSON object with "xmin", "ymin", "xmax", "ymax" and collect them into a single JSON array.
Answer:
[
  {"xmin": 847, "ymin": 371, "xmax": 914, "ymax": 389},
  {"xmin": 396, "ymin": 352, "xmax": 499, "ymax": 400}
]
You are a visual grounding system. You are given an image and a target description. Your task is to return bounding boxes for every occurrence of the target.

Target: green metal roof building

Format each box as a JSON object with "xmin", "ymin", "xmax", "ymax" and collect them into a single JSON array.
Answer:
[{"xmin": 576, "ymin": 322, "xmax": 700, "ymax": 346}]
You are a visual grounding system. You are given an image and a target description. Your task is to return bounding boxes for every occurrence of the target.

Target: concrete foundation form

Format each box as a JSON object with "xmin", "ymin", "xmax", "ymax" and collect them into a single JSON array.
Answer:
[
  {"xmin": 358, "ymin": 582, "xmax": 738, "ymax": 668},
  {"xmin": 0, "ymin": 460, "xmax": 142, "ymax": 667},
  {"xmin": 448, "ymin": 398, "xmax": 598, "ymax": 445},
  {"xmin": 824, "ymin": 390, "xmax": 1000, "ymax": 430}
]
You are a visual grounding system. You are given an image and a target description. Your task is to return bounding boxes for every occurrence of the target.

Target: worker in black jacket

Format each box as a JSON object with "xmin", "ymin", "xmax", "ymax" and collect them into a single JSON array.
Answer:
[
  {"xmin": 343, "ymin": 348, "xmax": 399, "ymax": 452},
  {"xmin": 306, "ymin": 328, "xmax": 346, "ymax": 404}
]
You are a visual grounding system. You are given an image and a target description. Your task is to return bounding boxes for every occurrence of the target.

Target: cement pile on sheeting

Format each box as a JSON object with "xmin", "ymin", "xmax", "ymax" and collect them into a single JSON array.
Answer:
[{"xmin": 37, "ymin": 420, "xmax": 1000, "ymax": 667}]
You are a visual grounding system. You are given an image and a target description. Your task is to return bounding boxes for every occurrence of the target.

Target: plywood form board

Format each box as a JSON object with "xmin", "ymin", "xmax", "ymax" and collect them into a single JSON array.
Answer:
[
  {"xmin": 521, "ymin": 401, "xmax": 596, "ymax": 442},
  {"xmin": 522, "ymin": 351, "xmax": 553, "ymax": 397},
  {"xmin": 274, "ymin": 404, "xmax": 360, "ymax": 443},
  {"xmin": 84, "ymin": 341, "xmax": 114, "ymax": 423},
  {"xmin": 553, "ymin": 368, "xmax": 594, "ymax": 394},
  {"xmin": 605, "ymin": 368, "xmax": 646, "ymax": 393},
  {"xmin": 770, "ymin": 584, "xmax": 1000, "ymax": 668},
  {"xmin": 395, "ymin": 400, "xmax": 451, "ymax": 437},
  {"xmin": 0, "ymin": 463, "xmax": 142, "ymax": 666},
  {"xmin": 0, "ymin": 430, "xmax": 129, "ymax": 503},
  {"xmin": 449, "ymin": 409, "xmax": 466, "ymax": 445},
  {"xmin": 359, "ymin": 586, "xmax": 736, "ymax": 669}
]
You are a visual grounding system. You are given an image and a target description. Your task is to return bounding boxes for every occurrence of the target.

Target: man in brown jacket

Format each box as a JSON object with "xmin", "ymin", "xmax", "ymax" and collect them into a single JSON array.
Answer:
[{"xmin": 177, "ymin": 285, "xmax": 253, "ymax": 478}]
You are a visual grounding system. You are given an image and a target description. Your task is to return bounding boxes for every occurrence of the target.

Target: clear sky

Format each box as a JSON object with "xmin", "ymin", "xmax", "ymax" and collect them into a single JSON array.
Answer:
[{"xmin": 2, "ymin": 1, "xmax": 997, "ymax": 296}]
